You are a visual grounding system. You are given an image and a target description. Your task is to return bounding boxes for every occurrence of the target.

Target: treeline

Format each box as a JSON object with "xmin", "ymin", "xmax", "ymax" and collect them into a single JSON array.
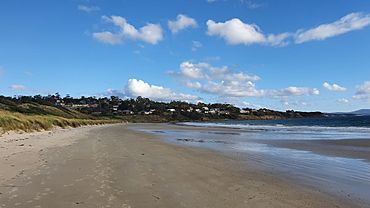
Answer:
[{"xmin": 0, "ymin": 94, "xmax": 323, "ymax": 122}]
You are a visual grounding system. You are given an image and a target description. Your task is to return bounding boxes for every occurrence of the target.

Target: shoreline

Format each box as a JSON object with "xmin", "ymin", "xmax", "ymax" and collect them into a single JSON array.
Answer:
[
  {"xmin": 165, "ymin": 122, "xmax": 370, "ymax": 162},
  {"xmin": 262, "ymin": 138, "xmax": 370, "ymax": 162},
  {"xmin": 0, "ymin": 123, "xmax": 361, "ymax": 207}
]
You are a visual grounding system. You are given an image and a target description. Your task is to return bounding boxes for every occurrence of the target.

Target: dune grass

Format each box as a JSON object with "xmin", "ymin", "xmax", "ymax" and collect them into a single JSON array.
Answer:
[{"xmin": 0, "ymin": 110, "xmax": 121, "ymax": 134}]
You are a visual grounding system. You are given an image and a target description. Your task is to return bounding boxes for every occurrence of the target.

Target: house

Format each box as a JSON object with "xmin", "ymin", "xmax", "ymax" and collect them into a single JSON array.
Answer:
[
  {"xmin": 139, "ymin": 111, "xmax": 152, "ymax": 115},
  {"xmin": 71, "ymin": 104, "xmax": 89, "ymax": 109},
  {"xmin": 167, "ymin": 108, "xmax": 176, "ymax": 112},
  {"xmin": 195, "ymin": 109, "xmax": 202, "ymax": 113},
  {"xmin": 121, "ymin": 110, "xmax": 134, "ymax": 115},
  {"xmin": 186, "ymin": 107, "xmax": 194, "ymax": 112},
  {"xmin": 202, "ymin": 107, "xmax": 209, "ymax": 111},
  {"xmin": 209, "ymin": 109, "xmax": 217, "ymax": 114},
  {"xmin": 218, "ymin": 110, "xmax": 230, "ymax": 115},
  {"xmin": 55, "ymin": 100, "xmax": 65, "ymax": 106},
  {"xmin": 89, "ymin": 103, "xmax": 99, "ymax": 108},
  {"xmin": 240, "ymin": 109, "xmax": 250, "ymax": 114},
  {"xmin": 112, "ymin": 105, "xmax": 119, "ymax": 111}
]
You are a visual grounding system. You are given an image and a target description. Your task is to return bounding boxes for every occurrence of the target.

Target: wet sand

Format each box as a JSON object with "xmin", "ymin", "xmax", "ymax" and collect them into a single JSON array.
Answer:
[
  {"xmin": 151, "ymin": 123, "xmax": 370, "ymax": 162},
  {"xmin": 0, "ymin": 123, "xmax": 358, "ymax": 207},
  {"xmin": 263, "ymin": 139, "xmax": 370, "ymax": 162}
]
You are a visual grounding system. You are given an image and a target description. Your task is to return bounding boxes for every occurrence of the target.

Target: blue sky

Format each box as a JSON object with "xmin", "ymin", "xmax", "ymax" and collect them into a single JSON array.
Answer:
[{"xmin": 1, "ymin": 0, "xmax": 370, "ymax": 112}]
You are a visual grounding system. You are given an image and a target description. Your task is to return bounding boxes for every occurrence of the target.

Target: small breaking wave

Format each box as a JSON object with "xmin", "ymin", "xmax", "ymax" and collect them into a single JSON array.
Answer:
[{"xmin": 180, "ymin": 122, "xmax": 370, "ymax": 135}]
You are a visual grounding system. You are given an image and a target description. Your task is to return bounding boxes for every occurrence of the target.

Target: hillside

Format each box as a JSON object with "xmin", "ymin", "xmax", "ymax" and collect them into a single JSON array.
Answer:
[
  {"xmin": 0, "ymin": 97, "xmax": 120, "ymax": 134},
  {"xmin": 351, "ymin": 109, "xmax": 370, "ymax": 115},
  {"xmin": 0, "ymin": 94, "xmax": 324, "ymax": 133},
  {"xmin": 0, "ymin": 97, "xmax": 91, "ymax": 119}
]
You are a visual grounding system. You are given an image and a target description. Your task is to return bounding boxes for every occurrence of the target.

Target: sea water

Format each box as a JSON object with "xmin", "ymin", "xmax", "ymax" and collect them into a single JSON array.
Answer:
[{"xmin": 142, "ymin": 116, "xmax": 370, "ymax": 206}]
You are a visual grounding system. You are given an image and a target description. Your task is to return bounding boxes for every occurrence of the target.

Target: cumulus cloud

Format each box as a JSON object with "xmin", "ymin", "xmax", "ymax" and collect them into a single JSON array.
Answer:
[
  {"xmin": 353, "ymin": 81, "xmax": 370, "ymax": 100},
  {"xmin": 206, "ymin": 13, "xmax": 370, "ymax": 46},
  {"xmin": 10, "ymin": 84, "xmax": 27, "ymax": 91},
  {"xmin": 125, "ymin": 79, "xmax": 199, "ymax": 101},
  {"xmin": 295, "ymin": 13, "xmax": 370, "ymax": 43},
  {"xmin": 323, "ymin": 82, "xmax": 346, "ymax": 92},
  {"xmin": 168, "ymin": 14, "xmax": 197, "ymax": 34},
  {"xmin": 206, "ymin": 18, "xmax": 268, "ymax": 45},
  {"xmin": 169, "ymin": 61, "xmax": 263, "ymax": 97},
  {"xmin": 337, "ymin": 98, "xmax": 349, "ymax": 104},
  {"xmin": 173, "ymin": 61, "xmax": 260, "ymax": 82},
  {"xmin": 93, "ymin": 16, "xmax": 163, "ymax": 45},
  {"xmin": 169, "ymin": 61, "xmax": 319, "ymax": 99},
  {"xmin": 202, "ymin": 80, "xmax": 265, "ymax": 97},
  {"xmin": 356, "ymin": 81, "xmax": 370, "ymax": 94},
  {"xmin": 78, "ymin": 5, "xmax": 100, "ymax": 13},
  {"xmin": 207, "ymin": 18, "xmax": 292, "ymax": 46},
  {"xmin": 269, "ymin": 87, "xmax": 320, "ymax": 98}
]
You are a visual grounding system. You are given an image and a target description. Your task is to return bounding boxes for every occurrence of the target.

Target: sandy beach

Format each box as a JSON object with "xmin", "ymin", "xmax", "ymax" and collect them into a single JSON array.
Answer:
[{"xmin": 0, "ymin": 123, "xmax": 361, "ymax": 207}]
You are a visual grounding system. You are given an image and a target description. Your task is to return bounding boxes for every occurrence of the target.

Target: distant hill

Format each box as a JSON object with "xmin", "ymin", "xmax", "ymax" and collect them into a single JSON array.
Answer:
[
  {"xmin": 0, "ymin": 98, "xmax": 91, "ymax": 119},
  {"xmin": 0, "ymin": 97, "xmax": 119, "ymax": 134},
  {"xmin": 351, "ymin": 109, "xmax": 370, "ymax": 115},
  {"xmin": 328, "ymin": 109, "xmax": 370, "ymax": 116}
]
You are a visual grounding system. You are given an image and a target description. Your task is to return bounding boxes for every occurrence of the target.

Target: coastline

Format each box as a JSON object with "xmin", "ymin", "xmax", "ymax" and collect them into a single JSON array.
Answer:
[
  {"xmin": 262, "ymin": 139, "xmax": 370, "ymax": 162},
  {"xmin": 0, "ymin": 123, "xmax": 360, "ymax": 207}
]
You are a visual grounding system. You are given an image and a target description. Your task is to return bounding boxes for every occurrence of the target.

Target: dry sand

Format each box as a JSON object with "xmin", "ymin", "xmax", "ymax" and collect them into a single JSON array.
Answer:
[{"xmin": 0, "ymin": 123, "xmax": 357, "ymax": 207}]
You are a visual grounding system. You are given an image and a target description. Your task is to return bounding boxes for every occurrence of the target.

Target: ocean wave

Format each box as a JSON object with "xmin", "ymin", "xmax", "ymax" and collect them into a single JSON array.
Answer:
[{"xmin": 180, "ymin": 122, "xmax": 370, "ymax": 134}]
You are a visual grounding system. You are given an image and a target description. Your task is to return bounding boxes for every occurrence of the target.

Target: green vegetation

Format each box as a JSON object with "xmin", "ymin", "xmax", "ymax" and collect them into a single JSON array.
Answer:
[
  {"xmin": 0, "ymin": 94, "xmax": 323, "ymax": 133},
  {"xmin": 0, "ymin": 110, "xmax": 120, "ymax": 134},
  {"xmin": 0, "ymin": 96, "xmax": 121, "ymax": 134}
]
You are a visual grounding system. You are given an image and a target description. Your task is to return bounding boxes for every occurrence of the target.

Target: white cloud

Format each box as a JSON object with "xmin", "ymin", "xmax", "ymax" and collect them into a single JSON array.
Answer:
[
  {"xmin": 177, "ymin": 61, "xmax": 206, "ymax": 79},
  {"xmin": 168, "ymin": 14, "xmax": 197, "ymax": 34},
  {"xmin": 353, "ymin": 81, "xmax": 370, "ymax": 100},
  {"xmin": 295, "ymin": 13, "xmax": 370, "ymax": 44},
  {"xmin": 105, "ymin": 89, "xmax": 126, "ymax": 98},
  {"xmin": 206, "ymin": 13, "xmax": 370, "ymax": 46},
  {"xmin": 170, "ymin": 61, "xmax": 260, "ymax": 82},
  {"xmin": 242, "ymin": 102, "xmax": 263, "ymax": 109},
  {"xmin": 206, "ymin": 18, "xmax": 290, "ymax": 46},
  {"xmin": 240, "ymin": 0, "xmax": 263, "ymax": 9},
  {"xmin": 170, "ymin": 61, "xmax": 320, "ymax": 99},
  {"xmin": 207, "ymin": 18, "xmax": 267, "ymax": 45},
  {"xmin": 323, "ymin": 82, "xmax": 346, "ymax": 92},
  {"xmin": 191, "ymin": 41, "xmax": 202, "ymax": 51},
  {"xmin": 185, "ymin": 81, "xmax": 202, "ymax": 89},
  {"xmin": 78, "ymin": 5, "xmax": 100, "ymax": 13},
  {"xmin": 356, "ymin": 81, "xmax": 370, "ymax": 94},
  {"xmin": 125, "ymin": 79, "xmax": 199, "ymax": 101},
  {"xmin": 10, "ymin": 84, "xmax": 27, "ymax": 91},
  {"xmin": 266, "ymin": 33, "xmax": 291, "ymax": 46},
  {"xmin": 171, "ymin": 61, "xmax": 264, "ymax": 97},
  {"xmin": 337, "ymin": 98, "xmax": 349, "ymax": 104},
  {"xmin": 269, "ymin": 87, "xmax": 320, "ymax": 97},
  {"xmin": 282, "ymin": 100, "xmax": 308, "ymax": 108},
  {"xmin": 93, "ymin": 16, "xmax": 163, "ymax": 45},
  {"xmin": 201, "ymin": 80, "xmax": 265, "ymax": 97}
]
